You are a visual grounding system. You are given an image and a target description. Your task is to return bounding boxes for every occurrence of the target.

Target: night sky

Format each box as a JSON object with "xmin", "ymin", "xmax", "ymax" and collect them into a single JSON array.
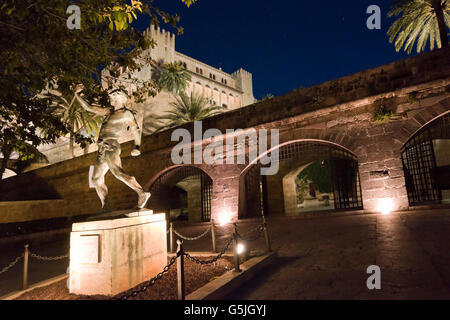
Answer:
[{"xmin": 136, "ymin": 0, "xmax": 415, "ymax": 99}]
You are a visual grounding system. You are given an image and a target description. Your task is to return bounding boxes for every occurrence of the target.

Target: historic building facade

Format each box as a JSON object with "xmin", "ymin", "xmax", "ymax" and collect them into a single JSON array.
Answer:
[{"xmin": 36, "ymin": 24, "xmax": 256, "ymax": 164}]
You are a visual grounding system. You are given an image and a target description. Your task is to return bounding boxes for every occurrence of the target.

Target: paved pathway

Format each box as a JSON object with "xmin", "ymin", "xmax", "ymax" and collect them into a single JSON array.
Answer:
[
  {"xmin": 226, "ymin": 210, "xmax": 450, "ymax": 299},
  {"xmin": 1, "ymin": 209, "xmax": 449, "ymax": 299}
]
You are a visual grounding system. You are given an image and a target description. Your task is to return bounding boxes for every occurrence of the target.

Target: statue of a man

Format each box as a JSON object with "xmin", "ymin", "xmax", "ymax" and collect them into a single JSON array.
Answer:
[{"xmin": 74, "ymin": 86, "xmax": 151, "ymax": 211}]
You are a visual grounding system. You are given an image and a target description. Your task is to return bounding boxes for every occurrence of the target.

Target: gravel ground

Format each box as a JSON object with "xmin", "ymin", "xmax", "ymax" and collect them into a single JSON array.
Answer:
[{"xmin": 15, "ymin": 256, "xmax": 233, "ymax": 300}]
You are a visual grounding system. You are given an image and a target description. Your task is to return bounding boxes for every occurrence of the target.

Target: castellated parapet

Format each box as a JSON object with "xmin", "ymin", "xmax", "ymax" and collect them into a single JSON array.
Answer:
[{"xmin": 232, "ymin": 68, "xmax": 256, "ymax": 106}]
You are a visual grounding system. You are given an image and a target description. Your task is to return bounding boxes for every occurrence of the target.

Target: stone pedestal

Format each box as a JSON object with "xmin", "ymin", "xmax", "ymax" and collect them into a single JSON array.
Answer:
[{"xmin": 69, "ymin": 210, "xmax": 167, "ymax": 296}]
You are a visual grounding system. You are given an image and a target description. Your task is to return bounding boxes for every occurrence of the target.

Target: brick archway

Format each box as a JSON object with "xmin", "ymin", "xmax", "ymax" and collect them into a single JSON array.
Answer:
[
  {"xmin": 400, "ymin": 111, "xmax": 450, "ymax": 206},
  {"xmin": 393, "ymin": 98, "xmax": 450, "ymax": 148},
  {"xmin": 146, "ymin": 165, "xmax": 213, "ymax": 222},
  {"xmin": 238, "ymin": 139, "xmax": 362, "ymax": 218}
]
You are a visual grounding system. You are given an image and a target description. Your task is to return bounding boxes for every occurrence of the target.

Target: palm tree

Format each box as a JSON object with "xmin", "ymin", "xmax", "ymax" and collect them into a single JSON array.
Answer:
[
  {"xmin": 157, "ymin": 61, "xmax": 191, "ymax": 94},
  {"xmin": 47, "ymin": 91, "xmax": 102, "ymax": 157},
  {"xmin": 261, "ymin": 93, "xmax": 275, "ymax": 101},
  {"xmin": 157, "ymin": 92, "xmax": 226, "ymax": 130},
  {"xmin": 387, "ymin": 0, "xmax": 450, "ymax": 54}
]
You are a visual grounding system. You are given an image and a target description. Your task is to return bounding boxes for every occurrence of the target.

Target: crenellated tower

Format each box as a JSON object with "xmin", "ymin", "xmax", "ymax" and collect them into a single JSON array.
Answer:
[
  {"xmin": 232, "ymin": 68, "xmax": 256, "ymax": 106},
  {"xmin": 144, "ymin": 24, "xmax": 176, "ymax": 63}
]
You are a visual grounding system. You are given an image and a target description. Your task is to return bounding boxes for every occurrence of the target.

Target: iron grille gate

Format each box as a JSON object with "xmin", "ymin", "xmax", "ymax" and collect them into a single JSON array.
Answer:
[
  {"xmin": 401, "ymin": 113, "xmax": 450, "ymax": 206},
  {"xmin": 242, "ymin": 141, "xmax": 363, "ymax": 217},
  {"xmin": 148, "ymin": 166, "xmax": 212, "ymax": 221},
  {"xmin": 330, "ymin": 149, "xmax": 363, "ymax": 210},
  {"xmin": 242, "ymin": 164, "xmax": 266, "ymax": 219}
]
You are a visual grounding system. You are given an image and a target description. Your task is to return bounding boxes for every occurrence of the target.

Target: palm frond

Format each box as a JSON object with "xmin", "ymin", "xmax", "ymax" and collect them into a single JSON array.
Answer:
[
  {"xmin": 387, "ymin": 0, "xmax": 450, "ymax": 53},
  {"xmin": 156, "ymin": 92, "xmax": 226, "ymax": 131}
]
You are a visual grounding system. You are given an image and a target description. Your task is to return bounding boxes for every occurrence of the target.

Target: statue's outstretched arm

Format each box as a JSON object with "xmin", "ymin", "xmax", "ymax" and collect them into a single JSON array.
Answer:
[{"xmin": 75, "ymin": 92, "xmax": 108, "ymax": 117}]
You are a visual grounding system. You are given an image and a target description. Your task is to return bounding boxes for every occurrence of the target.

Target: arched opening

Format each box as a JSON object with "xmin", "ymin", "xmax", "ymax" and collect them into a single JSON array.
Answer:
[
  {"xmin": 401, "ymin": 112, "xmax": 450, "ymax": 205},
  {"xmin": 194, "ymin": 82, "xmax": 203, "ymax": 96},
  {"xmin": 147, "ymin": 166, "xmax": 212, "ymax": 222},
  {"xmin": 204, "ymin": 85, "xmax": 211, "ymax": 98},
  {"xmin": 213, "ymin": 88, "xmax": 220, "ymax": 105},
  {"xmin": 221, "ymin": 91, "xmax": 227, "ymax": 106},
  {"xmin": 229, "ymin": 94, "xmax": 234, "ymax": 109},
  {"xmin": 239, "ymin": 140, "xmax": 363, "ymax": 219}
]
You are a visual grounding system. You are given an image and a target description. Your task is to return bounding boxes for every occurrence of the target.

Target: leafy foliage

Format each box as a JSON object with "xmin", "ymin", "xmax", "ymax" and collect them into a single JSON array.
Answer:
[
  {"xmin": 295, "ymin": 176, "xmax": 309, "ymax": 204},
  {"xmin": 298, "ymin": 160, "xmax": 333, "ymax": 194},
  {"xmin": 261, "ymin": 93, "xmax": 275, "ymax": 101},
  {"xmin": 0, "ymin": 0, "xmax": 195, "ymax": 179},
  {"xmin": 46, "ymin": 90, "xmax": 102, "ymax": 157},
  {"xmin": 157, "ymin": 92, "xmax": 226, "ymax": 130},
  {"xmin": 373, "ymin": 105, "xmax": 395, "ymax": 122},
  {"xmin": 387, "ymin": 0, "xmax": 450, "ymax": 53},
  {"xmin": 157, "ymin": 61, "xmax": 192, "ymax": 94}
]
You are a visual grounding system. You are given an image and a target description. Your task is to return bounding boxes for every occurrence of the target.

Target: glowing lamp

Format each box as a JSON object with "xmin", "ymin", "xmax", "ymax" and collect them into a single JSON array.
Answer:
[
  {"xmin": 378, "ymin": 198, "xmax": 394, "ymax": 215},
  {"xmin": 218, "ymin": 211, "xmax": 232, "ymax": 226},
  {"xmin": 237, "ymin": 243, "xmax": 245, "ymax": 255}
]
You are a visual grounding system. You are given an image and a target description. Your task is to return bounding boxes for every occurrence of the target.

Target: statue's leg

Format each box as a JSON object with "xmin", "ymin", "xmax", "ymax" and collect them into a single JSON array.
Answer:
[
  {"xmin": 105, "ymin": 144, "xmax": 151, "ymax": 208},
  {"xmin": 92, "ymin": 157, "xmax": 110, "ymax": 210}
]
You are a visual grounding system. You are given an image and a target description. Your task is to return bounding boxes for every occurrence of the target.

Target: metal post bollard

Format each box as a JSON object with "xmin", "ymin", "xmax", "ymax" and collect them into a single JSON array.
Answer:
[
  {"xmin": 176, "ymin": 239, "xmax": 185, "ymax": 300},
  {"xmin": 233, "ymin": 224, "xmax": 241, "ymax": 272},
  {"xmin": 262, "ymin": 215, "xmax": 272, "ymax": 253},
  {"xmin": 211, "ymin": 219, "xmax": 217, "ymax": 253},
  {"xmin": 170, "ymin": 222, "xmax": 174, "ymax": 253},
  {"xmin": 23, "ymin": 244, "xmax": 29, "ymax": 290}
]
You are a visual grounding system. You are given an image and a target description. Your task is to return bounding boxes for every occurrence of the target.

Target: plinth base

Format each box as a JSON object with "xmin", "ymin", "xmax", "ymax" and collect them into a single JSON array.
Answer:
[{"xmin": 69, "ymin": 210, "xmax": 167, "ymax": 296}]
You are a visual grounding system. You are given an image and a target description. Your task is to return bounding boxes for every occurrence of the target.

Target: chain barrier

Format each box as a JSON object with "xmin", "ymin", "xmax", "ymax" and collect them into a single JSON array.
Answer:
[
  {"xmin": 173, "ymin": 226, "xmax": 210, "ymax": 241},
  {"xmin": 29, "ymin": 252, "xmax": 69, "ymax": 261},
  {"xmin": 184, "ymin": 236, "xmax": 233, "ymax": 265},
  {"xmin": 116, "ymin": 252, "xmax": 180, "ymax": 300},
  {"xmin": 239, "ymin": 226, "xmax": 264, "ymax": 242},
  {"xmin": 1, "ymin": 221, "xmax": 267, "ymax": 298},
  {"xmin": 235, "ymin": 224, "xmax": 264, "ymax": 241},
  {"xmin": 0, "ymin": 254, "xmax": 24, "ymax": 275}
]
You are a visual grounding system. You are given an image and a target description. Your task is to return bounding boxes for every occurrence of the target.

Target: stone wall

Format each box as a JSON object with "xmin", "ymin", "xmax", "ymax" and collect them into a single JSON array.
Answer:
[
  {"xmin": 1, "ymin": 47, "xmax": 449, "ymax": 223},
  {"xmin": 0, "ymin": 200, "xmax": 67, "ymax": 224}
]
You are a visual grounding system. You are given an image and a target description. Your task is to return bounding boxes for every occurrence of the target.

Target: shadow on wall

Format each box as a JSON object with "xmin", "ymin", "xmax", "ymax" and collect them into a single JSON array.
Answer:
[{"xmin": 0, "ymin": 171, "xmax": 61, "ymax": 201}]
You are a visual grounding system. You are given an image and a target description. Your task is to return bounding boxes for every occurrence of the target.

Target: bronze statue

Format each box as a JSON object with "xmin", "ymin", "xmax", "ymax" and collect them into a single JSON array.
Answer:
[{"xmin": 74, "ymin": 86, "xmax": 151, "ymax": 211}]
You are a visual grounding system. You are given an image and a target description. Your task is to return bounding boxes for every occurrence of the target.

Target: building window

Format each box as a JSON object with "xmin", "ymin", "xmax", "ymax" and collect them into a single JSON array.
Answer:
[{"xmin": 221, "ymin": 78, "xmax": 227, "ymax": 85}]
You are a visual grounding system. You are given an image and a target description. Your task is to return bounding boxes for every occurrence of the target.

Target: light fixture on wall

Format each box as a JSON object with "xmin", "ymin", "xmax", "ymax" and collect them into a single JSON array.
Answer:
[
  {"xmin": 321, "ymin": 159, "xmax": 328, "ymax": 168},
  {"xmin": 218, "ymin": 210, "xmax": 232, "ymax": 226},
  {"xmin": 377, "ymin": 198, "xmax": 394, "ymax": 215},
  {"xmin": 237, "ymin": 243, "xmax": 245, "ymax": 255}
]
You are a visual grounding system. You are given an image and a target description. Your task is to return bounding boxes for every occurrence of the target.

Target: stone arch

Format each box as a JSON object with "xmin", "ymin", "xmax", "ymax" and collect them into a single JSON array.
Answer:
[
  {"xmin": 240, "ymin": 137, "xmax": 357, "ymax": 177},
  {"xmin": 228, "ymin": 93, "xmax": 234, "ymax": 109},
  {"xmin": 400, "ymin": 111, "xmax": 450, "ymax": 206},
  {"xmin": 194, "ymin": 82, "xmax": 203, "ymax": 96},
  {"xmin": 213, "ymin": 88, "xmax": 220, "ymax": 105},
  {"xmin": 204, "ymin": 85, "xmax": 211, "ymax": 98},
  {"xmin": 394, "ymin": 98, "xmax": 450, "ymax": 148},
  {"xmin": 146, "ymin": 165, "xmax": 213, "ymax": 222},
  {"xmin": 221, "ymin": 91, "xmax": 228, "ymax": 106},
  {"xmin": 238, "ymin": 139, "xmax": 363, "ymax": 219}
]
